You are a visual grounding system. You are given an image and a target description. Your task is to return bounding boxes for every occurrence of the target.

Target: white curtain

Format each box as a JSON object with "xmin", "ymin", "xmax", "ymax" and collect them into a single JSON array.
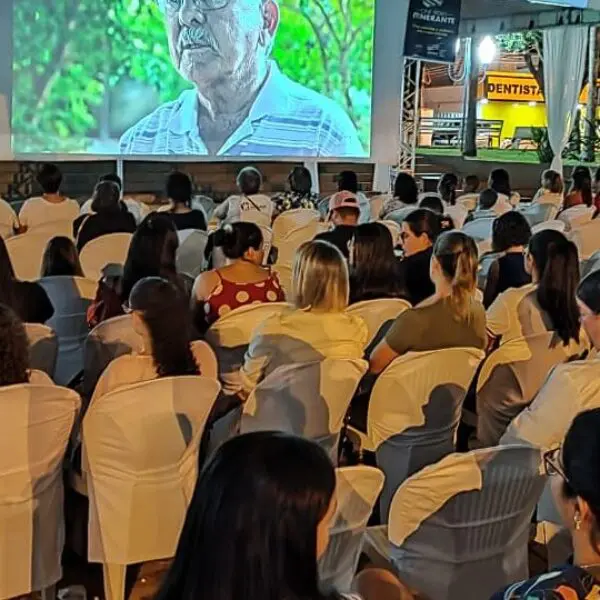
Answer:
[{"xmin": 543, "ymin": 26, "xmax": 588, "ymax": 173}]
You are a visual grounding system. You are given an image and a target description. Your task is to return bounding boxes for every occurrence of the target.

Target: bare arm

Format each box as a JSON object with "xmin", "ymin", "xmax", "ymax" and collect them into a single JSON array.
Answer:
[{"xmin": 369, "ymin": 340, "xmax": 399, "ymax": 375}]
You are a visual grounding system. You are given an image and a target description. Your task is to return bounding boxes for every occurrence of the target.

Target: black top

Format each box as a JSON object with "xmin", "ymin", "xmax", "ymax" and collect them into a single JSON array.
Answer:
[
  {"xmin": 483, "ymin": 251, "xmax": 532, "ymax": 308},
  {"xmin": 397, "ymin": 247, "xmax": 435, "ymax": 306},
  {"xmin": 74, "ymin": 210, "xmax": 137, "ymax": 252},
  {"xmin": 13, "ymin": 280, "xmax": 54, "ymax": 324},
  {"xmin": 161, "ymin": 210, "xmax": 207, "ymax": 232},
  {"xmin": 314, "ymin": 225, "xmax": 356, "ymax": 259}
]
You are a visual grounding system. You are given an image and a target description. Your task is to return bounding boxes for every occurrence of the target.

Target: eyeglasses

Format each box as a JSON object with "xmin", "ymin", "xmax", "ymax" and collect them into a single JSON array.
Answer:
[
  {"xmin": 158, "ymin": 0, "xmax": 231, "ymax": 12},
  {"xmin": 544, "ymin": 447, "xmax": 568, "ymax": 482}
]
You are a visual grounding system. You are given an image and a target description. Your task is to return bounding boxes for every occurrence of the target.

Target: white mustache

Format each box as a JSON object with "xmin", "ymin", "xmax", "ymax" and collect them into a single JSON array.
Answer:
[{"xmin": 178, "ymin": 28, "xmax": 214, "ymax": 52}]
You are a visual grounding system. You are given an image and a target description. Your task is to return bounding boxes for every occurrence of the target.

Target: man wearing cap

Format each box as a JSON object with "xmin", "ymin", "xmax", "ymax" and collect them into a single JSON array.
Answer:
[{"xmin": 314, "ymin": 191, "xmax": 360, "ymax": 259}]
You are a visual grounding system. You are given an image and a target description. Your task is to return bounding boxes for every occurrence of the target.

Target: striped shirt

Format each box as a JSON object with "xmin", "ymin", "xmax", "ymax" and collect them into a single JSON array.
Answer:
[{"xmin": 119, "ymin": 62, "xmax": 366, "ymax": 158}]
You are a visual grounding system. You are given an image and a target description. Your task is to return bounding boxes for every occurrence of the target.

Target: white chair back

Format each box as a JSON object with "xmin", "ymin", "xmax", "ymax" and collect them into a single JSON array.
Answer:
[
  {"xmin": 0, "ymin": 198, "xmax": 17, "ymax": 235},
  {"xmin": 582, "ymin": 249, "xmax": 600, "ymax": 278},
  {"xmin": 6, "ymin": 233, "xmax": 50, "ymax": 281},
  {"xmin": 272, "ymin": 210, "xmax": 320, "ymax": 266},
  {"xmin": 569, "ymin": 218, "xmax": 600, "ymax": 260},
  {"xmin": 25, "ymin": 323, "xmax": 58, "ymax": 378},
  {"xmin": 368, "ymin": 348, "xmax": 485, "ymax": 521},
  {"xmin": 27, "ymin": 219, "xmax": 75, "ymax": 241},
  {"xmin": 123, "ymin": 199, "xmax": 150, "ymax": 225},
  {"xmin": 272, "ymin": 208, "xmax": 320, "ymax": 238},
  {"xmin": 457, "ymin": 193, "xmax": 479, "ymax": 212},
  {"xmin": 39, "ymin": 276, "xmax": 98, "ymax": 386},
  {"xmin": 192, "ymin": 195, "xmax": 216, "ymax": 222},
  {"xmin": 205, "ymin": 302, "xmax": 289, "ymax": 395},
  {"xmin": 241, "ymin": 359, "xmax": 368, "ymax": 462},
  {"xmin": 176, "ymin": 229, "xmax": 209, "ymax": 277},
  {"xmin": 346, "ymin": 299, "xmax": 411, "ymax": 347},
  {"xmin": 531, "ymin": 219, "xmax": 567, "ymax": 234},
  {"xmin": 558, "ymin": 205, "xmax": 595, "ymax": 230},
  {"xmin": 80, "ymin": 233, "xmax": 133, "ymax": 281},
  {"xmin": 386, "ymin": 446, "xmax": 545, "ymax": 600},
  {"xmin": 0, "ymin": 384, "xmax": 80, "ymax": 599},
  {"xmin": 369, "ymin": 195, "xmax": 389, "ymax": 220},
  {"xmin": 520, "ymin": 203, "xmax": 558, "ymax": 227},
  {"xmin": 319, "ymin": 466, "xmax": 385, "ymax": 592},
  {"xmin": 258, "ymin": 224, "xmax": 273, "ymax": 265},
  {"xmin": 82, "ymin": 376, "xmax": 220, "ymax": 599},
  {"xmin": 273, "ymin": 263, "xmax": 293, "ymax": 299},
  {"xmin": 461, "ymin": 217, "xmax": 495, "ymax": 242},
  {"xmin": 378, "ymin": 220, "xmax": 402, "ymax": 247}
]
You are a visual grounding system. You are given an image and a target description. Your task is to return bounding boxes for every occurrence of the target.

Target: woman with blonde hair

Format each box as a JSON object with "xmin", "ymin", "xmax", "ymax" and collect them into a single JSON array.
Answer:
[
  {"xmin": 239, "ymin": 240, "xmax": 368, "ymax": 396},
  {"xmin": 369, "ymin": 231, "xmax": 486, "ymax": 374}
]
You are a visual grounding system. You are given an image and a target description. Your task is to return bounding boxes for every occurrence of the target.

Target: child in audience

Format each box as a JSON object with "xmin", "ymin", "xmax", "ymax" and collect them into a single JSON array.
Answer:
[
  {"xmin": 489, "ymin": 168, "xmax": 520, "ymax": 208},
  {"xmin": 379, "ymin": 172, "xmax": 419, "ymax": 220},
  {"xmin": 565, "ymin": 165, "xmax": 594, "ymax": 210},
  {"xmin": 532, "ymin": 169, "xmax": 564, "ymax": 208},
  {"xmin": 41, "ymin": 236, "xmax": 84, "ymax": 278},
  {"xmin": 438, "ymin": 173, "xmax": 467, "ymax": 228},
  {"xmin": 160, "ymin": 171, "xmax": 207, "ymax": 231}
]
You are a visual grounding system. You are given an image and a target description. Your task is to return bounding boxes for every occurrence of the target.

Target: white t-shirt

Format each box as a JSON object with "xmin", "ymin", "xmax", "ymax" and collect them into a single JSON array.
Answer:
[
  {"xmin": 19, "ymin": 196, "xmax": 80, "ymax": 229},
  {"xmin": 214, "ymin": 194, "xmax": 274, "ymax": 226}
]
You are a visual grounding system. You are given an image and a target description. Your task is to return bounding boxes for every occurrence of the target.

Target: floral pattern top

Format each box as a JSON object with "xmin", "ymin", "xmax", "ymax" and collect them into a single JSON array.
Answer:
[{"xmin": 271, "ymin": 190, "xmax": 319, "ymax": 216}]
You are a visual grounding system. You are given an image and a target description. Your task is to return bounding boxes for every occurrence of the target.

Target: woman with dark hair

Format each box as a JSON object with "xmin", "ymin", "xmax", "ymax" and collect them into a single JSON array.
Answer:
[
  {"xmin": 41, "ymin": 236, "xmax": 84, "ymax": 278},
  {"xmin": 272, "ymin": 166, "xmax": 319, "ymax": 218},
  {"xmin": 192, "ymin": 222, "xmax": 284, "ymax": 332},
  {"xmin": 90, "ymin": 277, "xmax": 216, "ymax": 404},
  {"xmin": 379, "ymin": 173, "xmax": 419, "ymax": 220},
  {"xmin": 489, "ymin": 168, "xmax": 520, "ymax": 208},
  {"xmin": 438, "ymin": 173, "xmax": 467, "ymax": 228},
  {"xmin": 0, "ymin": 237, "xmax": 53, "ymax": 324},
  {"xmin": 161, "ymin": 171, "xmax": 207, "ymax": 231},
  {"xmin": 349, "ymin": 223, "xmax": 406, "ymax": 304},
  {"xmin": 565, "ymin": 165, "xmax": 594, "ymax": 209},
  {"xmin": 487, "ymin": 229, "xmax": 581, "ymax": 348},
  {"xmin": 483, "ymin": 212, "xmax": 532, "ymax": 308},
  {"xmin": 73, "ymin": 180, "xmax": 136, "ymax": 251}
]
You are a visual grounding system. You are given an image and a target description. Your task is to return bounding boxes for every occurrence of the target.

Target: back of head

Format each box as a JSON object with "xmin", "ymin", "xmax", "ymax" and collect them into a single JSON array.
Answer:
[
  {"xmin": 489, "ymin": 168, "xmax": 511, "ymax": 197},
  {"xmin": 237, "ymin": 167, "xmax": 262, "ymax": 196},
  {"xmin": 167, "ymin": 171, "xmax": 193, "ymax": 207},
  {"xmin": 156, "ymin": 431, "xmax": 335, "ymax": 600},
  {"xmin": 542, "ymin": 169, "xmax": 563, "ymax": 194},
  {"xmin": 491, "ymin": 211, "xmax": 532, "ymax": 253},
  {"xmin": 289, "ymin": 166, "xmax": 312, "ymax": 195},
  {"xmin": 41, "ymin": 236, "xmax": 84, "ymax": 278},
  {"xmin": 578, "ymin": 269, "xmax": 600, "ymax": 314},
  {"xmin": 91, "ymin": 180, "xmax": 121, "ymax": 214},
  {"xmin": 37, "ymin": 163, "xmax": 63, "ymax": 194},
  {"xmin": 479, "ymin": 188, "xmax": 498, "ymax": 210},
  {"xmin": 0, "ymin": 237, "xmax": 16, "ymax": 309},
  {"xmin": 98, "ymin": 173, "xmax": 123, "ymax": 192},
  {"xmin": 213, "ymin": 222, "xmax": 263, "ymax": 260},
  {"xmin": 528, "ymin": 229, "xmax": 580, "ymax": 345},
  {"xmin": 394, "ymin": 172, "xmax": 418, "ymax": 205},
  {"xmin": 337, "ymin": 170, "xmax": 359, "ymax": 193},
  {"xmin": 329, "ymin": 191, "xmax": 360, "ymax": 224},
  {"xmin": 433, "ymin": 231, "xmax": 478, "ymax": 320},
  {"xmin": 419, "ymin": 194, "xmax": 444, "ymax": 215},
  {"xmin": 293, "ymin": 240, "xmax": 349, "ymax": 312},
  {"xmin": 571, "ymin": 166, "xmax": 593, "ymax": 206},
  {"xmin": 464, "ymin": 174, "xmax": 480, "ymax": 193},
  {"xmin": 0, "ymin": 304, "xmax": 29, "ymax": 387},
  {"xmin": 438, "ymin": 173, "xmax": 459, "ymax": 205},
  {"xmin": 404, "ymin": 208, "xmax": 442, "ymax": 243}
]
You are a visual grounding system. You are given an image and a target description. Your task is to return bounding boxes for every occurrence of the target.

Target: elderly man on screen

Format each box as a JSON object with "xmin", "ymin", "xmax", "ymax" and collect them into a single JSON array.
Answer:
[{"xmin": 120, "ymin": 0, "xmax": 365, "ymax": 157}]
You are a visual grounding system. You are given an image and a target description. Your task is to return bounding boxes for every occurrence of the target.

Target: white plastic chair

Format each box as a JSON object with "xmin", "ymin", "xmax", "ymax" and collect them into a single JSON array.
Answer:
[
  {"xmin": 258, "ymin": 224, "xmax": 273, "ymax": 265},
  {"xmin": 25, "ymin": 323, "xmax": 58, "ymax": 378},
  {"xmin": 319, "ymin": 466, "xmax": 385, "ymax": 593},
  {"xmin": 457, "ymin": 193, "xmax": 479, "ymax": 212},
  {"xmin": 0, "ymin": 384, "xmax": 80, "ymax": 599},
  {"xmin": 273, "ymin": 263, "xmax": 293, "ymax": 299},
  {"xmin": 205, "ymin": 302, "xmax": 289, "ymax": 395},
  {"xmin": 272, "ymin": 211, "xmax": 320, "ymax": 267},
  {"xmin": 366, "ymin": 446, "xmax": 545, "ymax": 600},
  {"xmin": 27, "ymin": 219, "xmax": 75, "ymax": 241},
  {"xmin": 461, "ymin": 217, "xmax": 495, "ymax": 242},
  {"xmin": 568, "ymin": 218, "xmax": 600, "ymax": 260},
  {"xmin": 369, "ymin": 195, "xmax": 390, "ymax": 220},
  {"xmin": 531, "ymin": 219, "xmax": 567, "ymax": 234},
  {"xmin": 5, "ymin": 233, "xmax": 50, "ymax": 281},
  {"xmin": 520, "ymin": 203, "xmax": 558, "ymax": 227},
  {"xmin": 241, "ymin": 359, "xmax": 368, "ymax": 463},
  {"xmin": 366, "ymin": 348, "xmax": 485, "ymax": 521},
  {"xmin": 176, "ymin": 229, "xmax": 209, "ymax": 277},
  {"xmin": 39, "ymin": 276, "xmax": 97, "ymax": 386},
  {"xmin": 346, "ymin": 299, "xmax": 411, "ymax": 347},
  {"xmin": 558, "ymin": 205, "xmax": 595, "ymax": 230},
  {"xmin": 0, "ymin": 198, "xmax": 18, "ymax": 236},
  {"xmin": 378, "ymin": 220, "xmax": 402, "ymax": 247},
  {"xmin": 272, "ymin": 208, "xmax": 320, "ymax": 237},
  {"xmin": 80, "ymin": 233, "xmax": 133, "ymax": 282},
  {"xmin": 82, "ymin": 376, "xmax": 220, "ymax": 600}
]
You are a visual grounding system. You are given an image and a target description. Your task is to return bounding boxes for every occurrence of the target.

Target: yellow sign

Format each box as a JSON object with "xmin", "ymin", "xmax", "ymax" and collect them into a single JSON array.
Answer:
[{"xmin": 484, "ymin": 74, "xmax": 543, "ymax": 102}]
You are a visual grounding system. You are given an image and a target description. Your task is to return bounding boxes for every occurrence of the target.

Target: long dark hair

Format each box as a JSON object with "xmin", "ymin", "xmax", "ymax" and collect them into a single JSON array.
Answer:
[
  {"xmin": 529, "ymin": 230, "xmax": 580, "ymax": 345},
  {"xmin": 578, "ymin": 270, "xmax": 600, "ymax": 314},
  {"xmin": 0, "ymin": 237, "xmax": 17, "ymax": 312},
  {"xmin": 121, "ymin": 214, "xmax": 180, "ymax": 301},
  {"xmin": 129, "ymin": 277, "xmax": 198, "ymax": 378},
  {"xmin": 41, "ymin": 236, "xmax": 84, "ymax": 278},
  {"xmin": 570, "ymin": 166, "xmax": 593, "ymax": 207},
  {"xmin": 213, "ymin": 222, "xmax": 263, "ymax": 260},
  {"xmin": 394, "ymin": 172, "xmax": 418, "ymax": 205},
  {"xmin": 156, "ymin": 432, "xmax": 337, "ymax": 600},
  {"xmin": 0, "ymin": 304, "xmax": 29, "ymax": 386},
  {"xmin": 489, "ymin": 168, "xmax": 512, "ymax": 197},
  {"xmin": 438, "ymin": 173, "xmax": 459, "ymax": 206},
  {"xmin": 349, "ymin": 223, "xmax": 405, "ymax": 303}
]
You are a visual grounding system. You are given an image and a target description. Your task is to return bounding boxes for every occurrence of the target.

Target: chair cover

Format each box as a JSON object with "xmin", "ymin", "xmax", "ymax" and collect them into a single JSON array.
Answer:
[
  {"xmin": 80, "ymin": 233, "xmax": 133, "ymax": 282},
  {"xmin": 367, "ymin": 348, "xmax": 485, "ymax": 521},
  {"xmin": 319, "ymin": 466, "xmax": 385, "ymax": 593},
  {"xmin": 82, "ymin": 376, "xmax": 220, "ymax": 568},
  {"xmin": 25, "ymin": 323, "xmax": 58, "ymax": 378},
  {"xmin": 558, "ymin": 205, "xmax": 595, "ymax": 230},
  {"xmin": 581, "ymin": 249, "xmax": 600, "ymax": 278},
  {"xmin": 190, "ymin": 340, "xmax": 218, "ymax": 380},
  {"xmin": 272, "ymin": 213, "xmax": 320, "ymax": 267},
  {"xmin": 569, "ymin": 219, "xmax": 600, "ymax": 260},
  {"xmin": 457, "ymin": 193, "xmax": 479, "ymax": 212},
  {"xmin": 272, "ymin": 208, "xmax": 319, "ymax": 239},
  {"xmin": 378, "ymin": 220, "xmax": 402, "ymax": 247},
  {"xmin": 176, "ymin": 229, "xmax": 208, "ymax": 277},
  {"xmin": 6, "ymin": 233, "xmax": 51, "ymax": 281},
  {"xmin": 385, "ymin": 207, "xmax": 417, "ymax": 226},
  {"xmin": 385, "ymin": 446, "xmax": 545, "ymax": 600},
  {"xmin": 461, "ymin": 217, "xmax": 495, "ymax": 242},
  {"xmin": 346, "ymin": 299, "xmax": 411, "ymax": 347},
  {"xmin": 531, "ymin": 219, "xmax": 567, "ymax": 234},
  {"xmin": 369, "ymin": 195, "xmax": 389, "ymax": 220},
  {"xmin": 241, "ymin": 359, "xmax": 368, "ymax": 462},
  {"xmin": 273, "ymin": 264, "xmax": 293, "ymax": 299},
  {"xmin": 258, "ymin": 224, "xmax": 273, "ymax": 265},
  {"xmin": 39, "ymin": 276, "xmax": 98, "ymax": 385},
  {"xmin": 27, "ymin": 219, "xmax": 75, "ymax": 241},
  {"xmin": 0, "ymin": 384, "xmax": 80, "ymax": 598},
  {"xmin": 520, "ymin": 203, "xmax": 558, "ymax": 227},
  {"xmin": 0, "ymin": 198, "xmax": 17, "ymax": 234},
  {"xmin": 476, "ymin": 332, "xmax": 588, "ymax": 447},
  {"xmin": 192, "ymin": 195, "xmax": 216, "ymax": 222}
]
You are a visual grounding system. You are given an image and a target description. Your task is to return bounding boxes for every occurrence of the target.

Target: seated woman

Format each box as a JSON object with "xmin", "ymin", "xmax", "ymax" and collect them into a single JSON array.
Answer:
[
  {"xmin": 379, "ymin": 172, "xmax": 419, "ymax": 220},
  {"xmin": 239, "ymin": 240, "xmax": 368, "ymax": 396},
  {"xmin": 349, "ymin": 223, "xmax": 407, "ymax": 304},
  {"xmin": 160, "ymin": 171, "xmax": 207, "ymax": 231},
  {"xmin": 564, "ymin": 165, "xmax": 593, "ymax": 210},
  {"xmin": 493, "ymin": 408, "xmax": 600, "ymax": 599},
  {"xmin": 0, "ymin": 236, "xmax": 53, "ymax": 324},
  {"xmin": 438, "ymin": 173, "xmax": 468, "ymax": 229},
  {"xmin": 489, "ymin": 168, "xmax": 520, "ymax": 208},
  {"xmin": 532, "ymin": 169, "xmax": 564, "ymax": 208},
  {"xmin": 483, "ymin": 212, "xmax": 532, "ymax": 308},
  {"xmin": 73, "ymin": 180, "xmax": 136, "ymax": 251},
  {"xmin": 486, "ymin": 229, "xmax": 581, "ymax": 348},
  {"xmin": 369, "ymin": 231, "xmax": 486, "ymax": 375},
  {"xmin": 41, "ymin": 236, "xmax": 84, "ymax": 278},
  {"xmin": 271, "ymin": 166, "xmax": 319, "ymax": 219},
  {"xmin": 193, "ymin": 222, "xmax": 284, "ymax": 333},
  {"xmin": 90, "ymin": 277, "xmax": 216, "ymax": 406}
]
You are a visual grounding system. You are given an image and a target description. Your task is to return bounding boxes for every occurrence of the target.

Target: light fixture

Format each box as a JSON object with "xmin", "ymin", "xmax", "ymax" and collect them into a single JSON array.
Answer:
[
  {"xmin": 528, "ymin": 101, "xmax": 537, "ymax": 107},
  {"xmin": 480, "ymin": 98, "xmax": 489, "ymax": 105},
  {"xmin": 478, "ymin": 36, "xmax": 497, "ymax": 65}
]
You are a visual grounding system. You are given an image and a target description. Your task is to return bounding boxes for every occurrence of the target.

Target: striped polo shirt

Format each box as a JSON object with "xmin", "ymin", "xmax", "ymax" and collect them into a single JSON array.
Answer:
[{"xmin": 119, "ymin": 62, "xmax": 366, "ymax": 158}]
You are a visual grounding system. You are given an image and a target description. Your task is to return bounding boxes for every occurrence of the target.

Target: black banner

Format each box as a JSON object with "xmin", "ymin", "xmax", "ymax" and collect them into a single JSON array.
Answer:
[{"xmin": 404, "ymin": 0, "xmax": 462, "ymax": 64}]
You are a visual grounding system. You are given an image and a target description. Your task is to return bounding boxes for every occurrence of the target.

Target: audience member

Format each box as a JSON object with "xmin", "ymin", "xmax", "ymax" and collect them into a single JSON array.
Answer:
[
  {"xmin": 41, "ymin": 236, "xmax": 84, "ymax": 278},
  {"xmin": 272, "ymin": 166, "xmax": 319, "ymax": 218},
  {"xmin": 192, "ymin": 222, "xmax": 284, "ymax": 332},
  {"xmin": 396, "ymin": 209, "xmax": 441, "ymax": 305},
  {"xmin": 73, "ymin": 180, "xmax": 136, "ymax": 251},
  {"xmin": 565, "ymin": 165, "xmax": 594, "ymax": 210},
  {"xmin": 494, "ymin": 409, "xmax": 600, "ymax": 598},
  {"xmin": 379, "ymin": 172, "xmax": 419, "ymax": 220},
  {"xmin": 489, "ymin": 168, "xmax": 520, "ymax": 208},
  {"xmin": 18, "ymin": 163, "xmax": 79, "ymax": 232},
  {"xmin": 462, "ymin": 174, "xmax": 480, "ymax": 195},
  {"xmin": 90, "ymin": 277, "xmax": 213, "ymax": 405},
  {"xmin": 161, "ymin": 171, "xmax": 208, "ymax": 231},
  {"xmin": 483, "ymin": 212, "xmax": 532, "ymax": 308},
  {"xmin": 214, "ymin": 167, "xmax": 273, "ymax": 226},
  {"xmin": 487, "ymin": 230, "xmax": 580, "ymax": 347},
  {"xmin": 594, "ymin": 166, "xmax": 600, "ymax": 212},
  {"xmin": 239, "ymin": 240, "xmax": 367, "ymax": 395},
  {"xmin": 455, "ymin": 174, "xmax": 480, "ymax": 212},
  {"xmin": 349, "ymin": 223, "xmax": 406, "ymax": 304},
  {"xmin": 337, "ymin": 169, "xmax": 370, "ymax": 224},
  {"xmin": 463, "ymin": 188, "xmax": 503, "ymax": 223},
  {"xmin": 438, "ymin": 173, "xmax": 467, "ymax": 228},
  {"xmin": 0, "ymin": 236, "xmax": 53, "ymax": 324},
  {"xmin": 80, "ymin": 173, "xmax": 124, "ymax": 214},
  {"xmin": 315, "ymin": 191, "xmax": 360, "ymax": 259},
  {"xmin": 533, "ymin": 169, "xmax": 564, "ymax": 208},
  {"xmin": 418, "ymin": 194, "xmax": 444, "ymax": 215}
]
